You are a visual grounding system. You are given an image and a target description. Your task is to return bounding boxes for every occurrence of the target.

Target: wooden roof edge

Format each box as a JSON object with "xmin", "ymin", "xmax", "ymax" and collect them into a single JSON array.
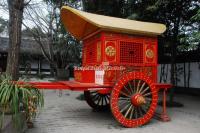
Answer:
[{"xmin": 61, "ymin": 6, "xmax": 166, "ymax": 40}]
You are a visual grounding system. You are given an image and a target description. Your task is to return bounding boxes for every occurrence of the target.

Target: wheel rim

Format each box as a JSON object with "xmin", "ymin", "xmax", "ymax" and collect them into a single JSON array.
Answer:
[
  {"xmin": 84, "ymin": 90, "xmax": 110, "ymax": 111},
  {"xmin": 118, "ymin": 79, "xmax": 152, "ymax": 119},
  {"xmin": 110, "ymin": 72, "xmax": 158, "ymax": 127}
]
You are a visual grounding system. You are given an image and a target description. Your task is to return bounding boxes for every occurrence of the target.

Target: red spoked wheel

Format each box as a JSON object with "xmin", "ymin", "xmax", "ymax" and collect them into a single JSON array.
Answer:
[
  {"xmin": 110, "ymin": 72, "xmax": 158, "ymax": 127},
  {"xmin": 84, "ymin": 90, "xmax": 110, "ymax": 111}
]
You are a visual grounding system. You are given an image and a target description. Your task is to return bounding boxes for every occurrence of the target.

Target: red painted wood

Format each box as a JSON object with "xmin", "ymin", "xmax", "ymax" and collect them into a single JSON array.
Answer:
[
  {"xmin": 18, "ymin": 30, "xmax": 172, "ymax": 127},
  {"xmin": 75, "ymin": 31, "xmax": 158, "ymax": 84},
  {"xmin": 154, "ymin": 83, "xmax": 172, "ymax": 122},
  {"xmin": 19, "ymin": 81, "xmax": 113, "ymax": 91},
  {"xmin": 110, "ymin": 72, "xmax": 158, "ymax": 127},
  {"xmin": 154, "ymin": 83, "xmax": 173, "ymax": 90}
]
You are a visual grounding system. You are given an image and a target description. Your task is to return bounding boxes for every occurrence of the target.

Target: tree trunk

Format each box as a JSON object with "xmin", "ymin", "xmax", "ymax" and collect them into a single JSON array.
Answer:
[
  {"xmin": 169, "ymin": 17, "xmax": 180, "ymax": 103},
  {"xmin": 159, "ymin": 64, "xmax": 164, "ymax": 83},
  {"xmin": 50, "ymin": 64, "xmax": 55, "ymax": 77},
  {"xmin": 169, "ymin": 61, "xmax": 175, "ymax": 102},
  {"xmin": 183, "ymin": 61, "xmax": 186, "ymax": 88},
  {"xmin": 169, "ymin": 39, "xmax": 177, "ymax": 103},
  {"xmin": 6, "ymin": 0, "xmax": 25, "ymax": 80},
  {"xmin": 164, "ymin": 64, "xmax": 169, "ymax": 83},
  {"xmin": 187, "ymin": 62, "xmax": 191, "ymax": 88}
]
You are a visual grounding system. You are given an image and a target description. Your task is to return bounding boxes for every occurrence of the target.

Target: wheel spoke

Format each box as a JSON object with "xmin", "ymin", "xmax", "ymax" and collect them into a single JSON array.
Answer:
[
  {"xmin": 138, "ymin": 81, "xmax": 146, "ymax": 93},
  {"xmin": 129, "ymin": 106, "xmax": 134, "ymax": 119},
  {"xmin": 123, "ymin": 85, "xmax": 132, "ymax": 95},
  {"xmin": 128, "ymin": 81, "xmax": 134, "ymax": 94},
  {"xmin": 105, "ymin": 95, "xmax": 109, "ymax": 102},
  {"xmin": 134, "ymin": 107, "xmax": 138, "ymax": 119},
  {"xmin": 104, "ymin": 96, "xmax": 108, "ymax": 105},
  {"xmin": 136, "ymin": 80, "xmax": 141, "ymax": 93},
  {"xmin": 141, "ymin": 86, "xmax": 150, "ymax": 95},
  {"xmin": 141, "ymin": 104, "xmax": 150, "ymax": 111},
  {"xmin": 85, "ymin": 91, "xmax": 110, "ymax": 111},
  {"xmin": 143, "ymin": 92, "xmax": 152, "ymax": 97},
  {"xmin": 110, "ymin": 73, "xmax": 159, "ymax": 127},
  {"xmin": 101, "ymin": 96, "xmax": 104, "ymax": 105},
  {"xmin": 132, "ymin": 80, "xmax": 136, "ymax": 93},
  {"xmin": 96, "ymin": 96, "xmax": 101, "ymax": 105},
  {"xmin": 138, "ymin": 107, "xmax": 143, "ymax": 117},
  {"xmin": 124, "ymin": 105, "xmax": 133, "ymax": 118},
  {"xmin": 120, "ymin": 91, "xmax": 130, "ymax": 97},
  {"xmin": 93, "ymin": 95, "xmax": 100, "ymax": 102},
  {"xmin": 145, "ymin": 97, "xmax": 152, "ymax": 102},
  {"xmin": 91, "ymin": 93, "xmax": 99, "ymax": 100},
  {"xmin": 146, "ymin": 100, "xmax": 152, "ymax": 105},
  {"xmin": 140, "ymin": 106, "xmax": 146, "ymax": 113},
  {"xmin": 118, "ymin": 97, "xmax": 130, "ymax": 101},
  {"xmin": 120, "ymin": 103, "xmax": 131, "ymax": 113},
  {"xmin": 141, "ymin": 106, "xmax": 148, "ymax": 114},
  {"xmin": 118, "ymin": 99, "xmax": 128, "ymax": 107}
]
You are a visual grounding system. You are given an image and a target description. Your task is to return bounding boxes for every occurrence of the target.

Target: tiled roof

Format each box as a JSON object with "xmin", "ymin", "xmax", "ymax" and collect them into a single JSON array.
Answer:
[{"xmin": 0, "ymin": 37, "xmax": 48, "ymax": 55}]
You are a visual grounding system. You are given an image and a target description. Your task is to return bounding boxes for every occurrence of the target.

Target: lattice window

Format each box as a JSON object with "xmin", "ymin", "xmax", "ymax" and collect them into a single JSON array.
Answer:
[
  {"xmin": 85, "ymin": 42, "xmax": 97, "ymax": 64},
  {"xmin": 120, "ymin": 41, "xmax": 143, "ymax": 64}
]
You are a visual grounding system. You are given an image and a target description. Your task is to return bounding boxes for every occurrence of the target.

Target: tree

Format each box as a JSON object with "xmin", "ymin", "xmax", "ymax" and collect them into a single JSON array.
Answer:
[
  {"xmin": 22, "ymin": 0, "xmax": 81, "ymax": 77},
  {"xmin": 179, "ymin": 8, "xmax": 200, "ymax": 51},
  {"xmin": 82, "ymin": 0, "xmax": 133, "ymax": 17},
  {"xmin": 80, "ymin": 0, "xmax": 199, "ymax": 105},
  {"xmin": 0, "ymin": 17, "xmax": 7, "ymax": 33},
  {"xmin": 6, "ymin": 0, "xmax": 31, "ymax": 80},
  {"xmin": 144, "ymin": 0, "xmax": 199, "ymax": 104},
  {"xmin": 192, "ymin": 9, "xmax": 200, "ymax": 50}
]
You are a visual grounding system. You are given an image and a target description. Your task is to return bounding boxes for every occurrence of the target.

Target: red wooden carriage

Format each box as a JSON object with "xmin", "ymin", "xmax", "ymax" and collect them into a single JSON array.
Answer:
[{"xmin": 27, "ymin": 6, "xmax": 172, "ymax": 127}]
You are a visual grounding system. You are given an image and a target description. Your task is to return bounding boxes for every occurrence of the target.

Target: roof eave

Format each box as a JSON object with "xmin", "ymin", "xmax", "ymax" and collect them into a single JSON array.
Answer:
[{"xmin": 61, "ymin": 6, "xmax": 166, "ymax": 40}]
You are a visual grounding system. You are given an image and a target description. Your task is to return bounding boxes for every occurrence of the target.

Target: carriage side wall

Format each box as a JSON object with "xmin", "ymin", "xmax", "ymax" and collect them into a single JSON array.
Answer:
[{"xmin": 74, "ymin": 32, "xmax": 158, "ymax": 84}]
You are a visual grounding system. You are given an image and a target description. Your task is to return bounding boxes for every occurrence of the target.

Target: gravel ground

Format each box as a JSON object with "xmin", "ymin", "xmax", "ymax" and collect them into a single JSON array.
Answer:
[{"xmin": 26, "ymin": 90, "xmax": 200, "ymax": 133}]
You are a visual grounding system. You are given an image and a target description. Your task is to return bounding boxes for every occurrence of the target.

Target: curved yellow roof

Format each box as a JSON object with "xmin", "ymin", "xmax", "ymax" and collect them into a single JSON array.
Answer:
[{"xmin": 61, "ymin": 6, "xmax": 166, "ymax": 40}]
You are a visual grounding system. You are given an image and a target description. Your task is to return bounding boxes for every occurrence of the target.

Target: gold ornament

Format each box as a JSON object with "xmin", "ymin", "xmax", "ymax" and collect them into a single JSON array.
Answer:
[
  {"xmin": 105, "ymin": 46, "xmax": 116, "ymax": 57},
  {"xmin": 146, "ymin": 49, "xmax": 154, "ymax": 58}
]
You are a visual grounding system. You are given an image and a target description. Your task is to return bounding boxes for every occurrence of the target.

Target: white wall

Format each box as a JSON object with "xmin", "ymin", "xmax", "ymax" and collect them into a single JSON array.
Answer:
[{"xmin": 158, "ymin": 62, "xmax": 200, "ymax": 89}]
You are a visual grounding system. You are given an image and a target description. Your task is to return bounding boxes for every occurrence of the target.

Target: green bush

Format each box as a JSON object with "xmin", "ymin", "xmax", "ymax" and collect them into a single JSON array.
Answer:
[{"xmin": 0, "ymin": 74, "xmax": 44, "ymax": 129}]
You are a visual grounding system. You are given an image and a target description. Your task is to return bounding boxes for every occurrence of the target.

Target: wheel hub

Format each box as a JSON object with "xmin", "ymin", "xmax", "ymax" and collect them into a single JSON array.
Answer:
[{"xmin": 131, "ymin": 93, "xmax": 146, "ymax": 106}]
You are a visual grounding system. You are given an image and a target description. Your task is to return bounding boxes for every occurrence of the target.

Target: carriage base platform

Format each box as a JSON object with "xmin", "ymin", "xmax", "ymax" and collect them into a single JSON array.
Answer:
[{"xmin": 22, "ymin": 80, "xmax": 172, "ymax": 122}]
